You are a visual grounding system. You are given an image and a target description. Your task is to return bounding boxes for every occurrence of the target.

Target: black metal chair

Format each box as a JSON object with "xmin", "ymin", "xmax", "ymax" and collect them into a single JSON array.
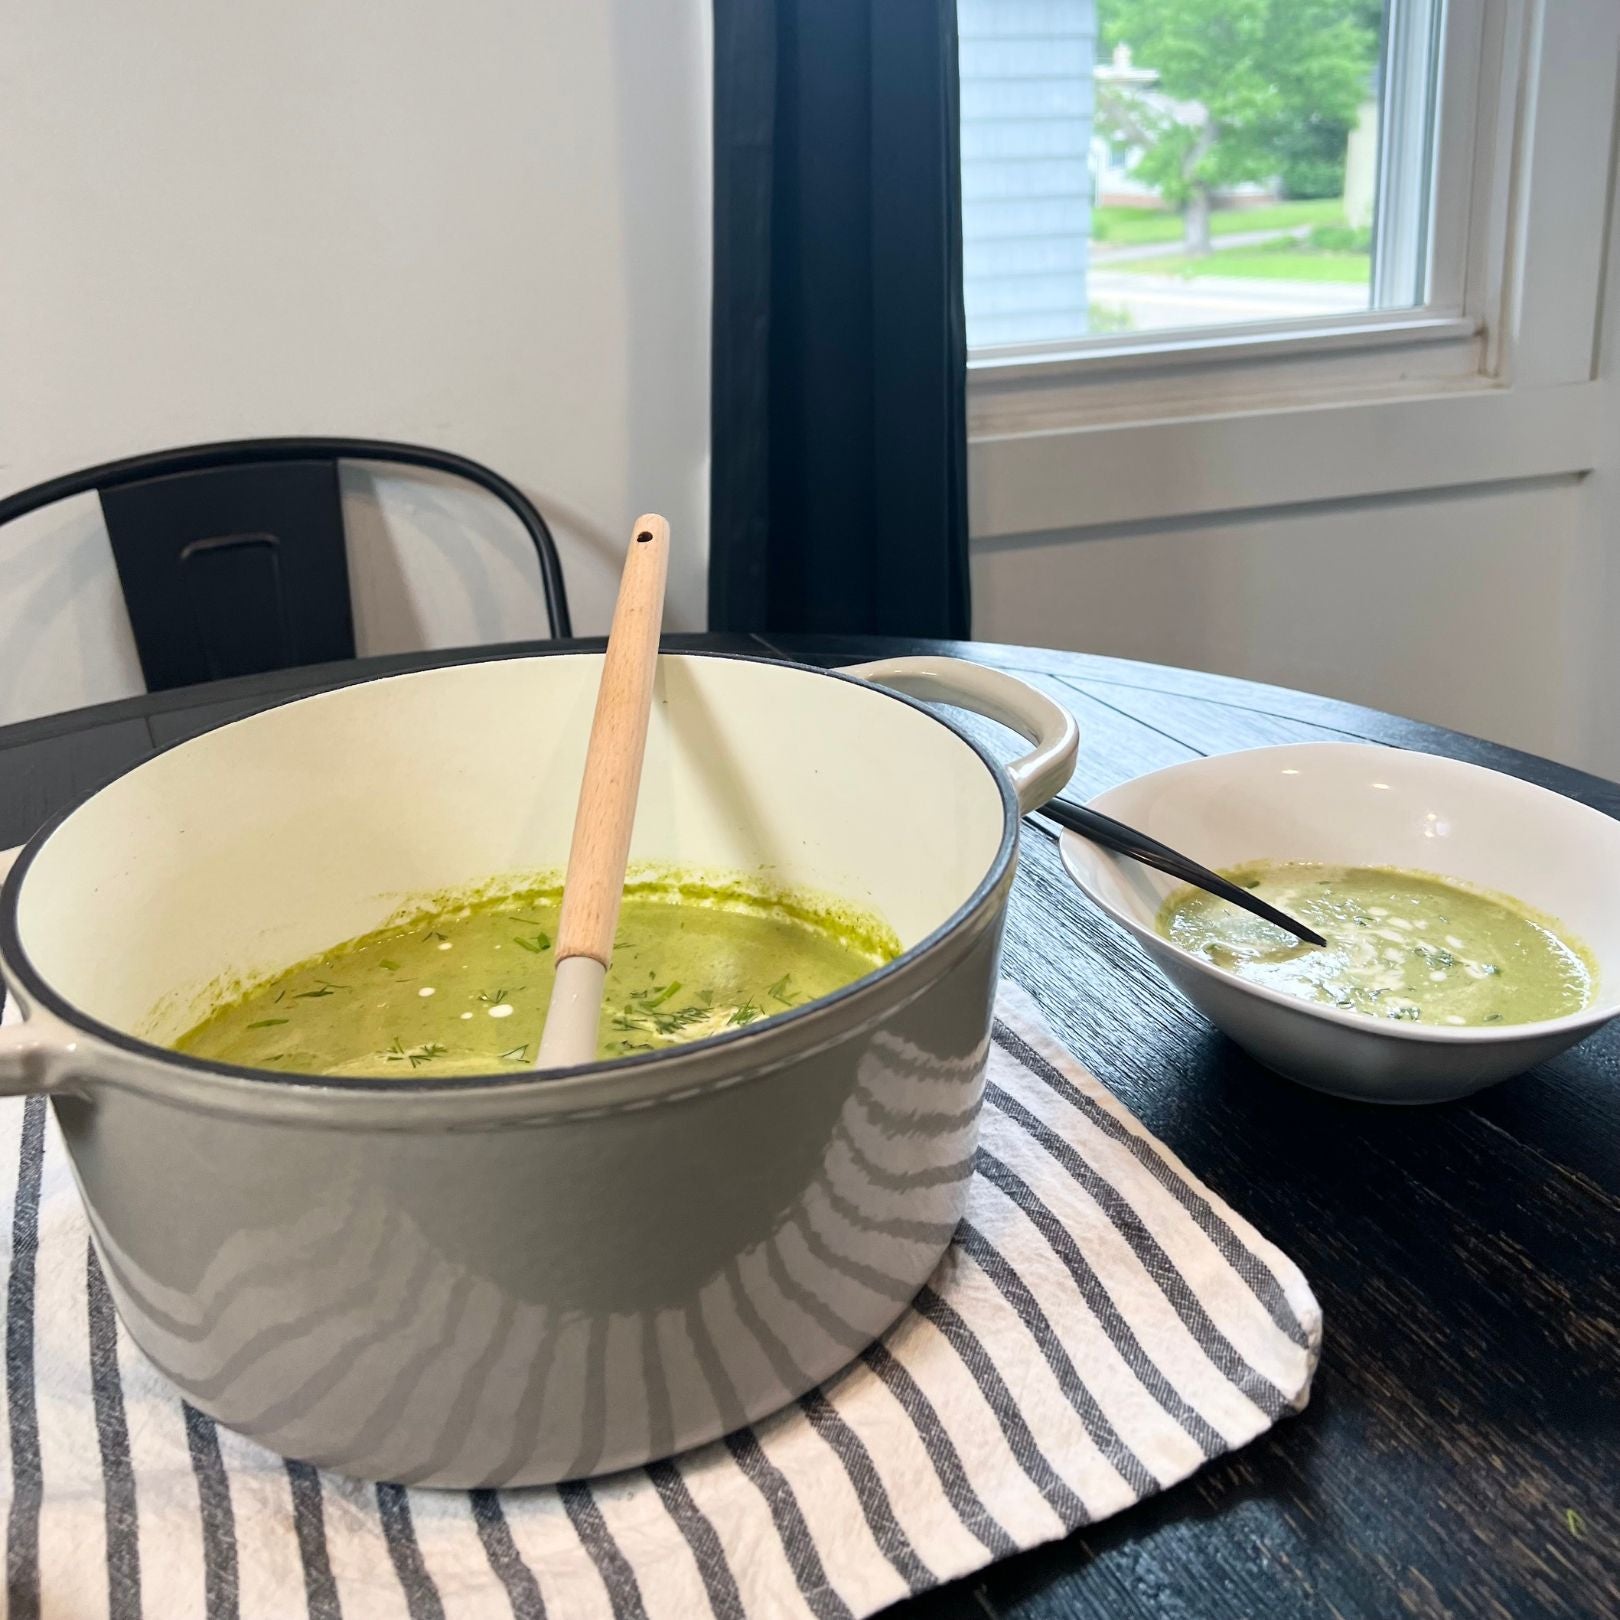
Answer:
[{"xmin": 0, "ymin": 437, "xmax": 573, "ymax": 692}]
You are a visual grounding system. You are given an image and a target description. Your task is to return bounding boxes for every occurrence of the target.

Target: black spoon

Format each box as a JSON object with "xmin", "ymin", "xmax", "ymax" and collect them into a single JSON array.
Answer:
[{"xmin": 1029, "ymin": 797, "xmax": 1327, "ymax": 947}]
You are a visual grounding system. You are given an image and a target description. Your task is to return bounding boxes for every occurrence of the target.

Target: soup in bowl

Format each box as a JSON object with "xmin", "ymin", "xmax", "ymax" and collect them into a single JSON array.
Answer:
[{"xmin": 1060, "ymin": 742, "xmax": 1620, "ymax": 1103}]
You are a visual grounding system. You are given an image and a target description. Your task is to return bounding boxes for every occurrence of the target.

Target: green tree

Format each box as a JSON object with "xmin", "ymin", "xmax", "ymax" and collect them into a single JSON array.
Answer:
[{"xmin": 1096, "ymin": 0, "xmax": 1377, "ymax": 255}]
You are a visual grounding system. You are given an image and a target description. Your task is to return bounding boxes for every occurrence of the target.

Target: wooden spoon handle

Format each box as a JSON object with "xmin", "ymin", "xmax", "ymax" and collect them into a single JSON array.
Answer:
[{"xmin": 554, "ymin": 515, "xmax": 671, "ymax": 966}]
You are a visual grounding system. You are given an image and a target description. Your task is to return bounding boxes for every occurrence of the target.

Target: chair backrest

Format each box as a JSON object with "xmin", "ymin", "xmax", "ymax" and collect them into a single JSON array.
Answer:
[{"xmin": 0, "ymin": 437, "xmax": 573, "ymax": 692}]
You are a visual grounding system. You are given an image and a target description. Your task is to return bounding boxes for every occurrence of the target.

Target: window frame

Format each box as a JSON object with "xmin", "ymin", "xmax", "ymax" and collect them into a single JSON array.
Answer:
[
  {"xmin": 965, "ymin": 0, "xmax": 1616, "ymax": 538},
  {"xmin": 968, "ymin": 2, "xmax": 1500, "ymax": 406}
]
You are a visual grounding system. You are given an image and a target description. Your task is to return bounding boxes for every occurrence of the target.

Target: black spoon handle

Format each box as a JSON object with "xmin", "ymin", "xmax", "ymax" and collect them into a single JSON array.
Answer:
[{"xmin": 1033, "ymin": 797, "xmax": 1328, "ymax": 948}]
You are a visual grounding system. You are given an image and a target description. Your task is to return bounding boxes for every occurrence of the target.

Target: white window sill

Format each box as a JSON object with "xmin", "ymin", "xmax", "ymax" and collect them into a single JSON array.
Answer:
[
  {"xmin": 967, "ymin": 377, "xmax": 1606, "ymax": 541},
  {"xmin": 969, "ymin": 312, "xmax": 1479, "ymax": 381},
  {"xmin": 968, "ymin": 314, "xmax": 1489, "ymax": 438}
]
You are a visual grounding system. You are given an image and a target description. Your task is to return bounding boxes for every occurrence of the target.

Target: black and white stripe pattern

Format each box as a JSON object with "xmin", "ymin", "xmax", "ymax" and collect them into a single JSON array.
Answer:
[{"xmin": 0, "ymin": 983, "xmax": 1320, "ymax": 1619}]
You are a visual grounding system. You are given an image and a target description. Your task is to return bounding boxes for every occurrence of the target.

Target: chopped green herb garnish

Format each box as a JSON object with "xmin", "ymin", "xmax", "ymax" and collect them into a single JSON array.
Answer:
[
  {"xmin": 379, "ymin": 959, "xmax": 401, "ymax": 972},
  {"xmin": 767, "ymin": 973, "xmax": 797, "ymax": 1005},
  {"xmin": 478, "ymin": 987, "xmax": 510, "ymax": 1005},
  {"xmin": 729, "ymin": 1000, "xmax": 761, "ymax": 1027},
  {"xmin": 612, "ymin": 997, "xmax": 715, "ymax": 1038},
  {"xmin": 512, "ymin": 933, "xmax": 551, "ymax": 954},
  {"xmin": 423, "ymin": 929, "xmax": 448, "ymax": 942},
  {"xmin": 246, "ymin": 1018, "xmax": 289, "ymax": 1030},
  {"xmin": 384, "ymin": 1036, "xmax": 445, "ymax": 1068},
  {"xmin": 499, "ymin": 1045, "xmax": 529, "ymax": 1062},
  {"xmin": 294, "ymin": 980, "xmax": 346, "ymax": 999}
]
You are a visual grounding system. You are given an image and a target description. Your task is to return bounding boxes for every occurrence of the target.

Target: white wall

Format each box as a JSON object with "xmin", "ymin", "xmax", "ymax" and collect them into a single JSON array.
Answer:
[
  {"xmin": 973, "ymin": 475, "xmax": 1594, "ymax": 762},
  {"xmin": 972, "ymin": 389, "xmax": 1616, "ymax": 776},
  {"xmin": 1571, "ymin": 157, "xmax": 1620, "ymax": 777},
  {"xmin": 0, "ymin": 0, "xmax": 711, "ymax": 725}
]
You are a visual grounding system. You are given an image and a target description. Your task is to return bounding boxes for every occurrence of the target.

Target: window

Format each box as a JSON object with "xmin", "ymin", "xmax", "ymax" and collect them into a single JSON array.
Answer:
[
  {"xmin": 959, "ymin": 2, "xmax": 1616, "ymax": 553},
  {"xmin": 959, "ymin": 0, "xmax": 1445, "ymax": 350}
]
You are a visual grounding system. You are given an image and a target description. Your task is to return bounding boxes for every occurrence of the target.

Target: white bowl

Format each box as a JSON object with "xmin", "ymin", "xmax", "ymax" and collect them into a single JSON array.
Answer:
[{"xmin": 1060, "ymin": 742, "xmax": 1620, "ymax": 1103}]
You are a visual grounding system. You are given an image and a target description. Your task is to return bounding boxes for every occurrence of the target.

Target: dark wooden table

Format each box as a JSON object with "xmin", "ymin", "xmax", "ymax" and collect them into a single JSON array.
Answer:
[{"xmin": 3, "ymin": 634, "xmax": 1616, "ymax": 1620}]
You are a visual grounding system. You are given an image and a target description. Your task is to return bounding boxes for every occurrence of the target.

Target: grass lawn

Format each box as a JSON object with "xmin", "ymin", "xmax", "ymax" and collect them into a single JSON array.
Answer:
[
  {"xmin": 1113, "ymin": 246, "xmax": 1371, "ymax": 282},
  {"xmin": 1092, "ymin": 197, "xmax": 1345, "ymax": 248}
]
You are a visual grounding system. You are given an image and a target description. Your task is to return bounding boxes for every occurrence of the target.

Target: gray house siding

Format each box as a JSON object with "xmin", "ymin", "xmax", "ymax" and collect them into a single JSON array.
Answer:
[{"xmin": 959, "ymin": 0, "xmax": 1098, "ymax": 347}]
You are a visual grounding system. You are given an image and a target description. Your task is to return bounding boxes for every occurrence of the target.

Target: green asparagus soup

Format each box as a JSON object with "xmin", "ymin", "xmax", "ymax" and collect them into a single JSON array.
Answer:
[
  {"xmin": 173, "ymin": 880, "xmax": 900, "ymax": 1077},
  {"xmin": 1156, "ymin": 862, "xmax": 1593, "ymax": 1028}
]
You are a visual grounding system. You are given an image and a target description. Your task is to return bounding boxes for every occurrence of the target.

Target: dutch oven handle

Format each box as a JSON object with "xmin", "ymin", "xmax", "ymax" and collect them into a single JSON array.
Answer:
[
  {"xmin": 842, "ymin": 656, "xmax": 1079, "ymax": 817},
  {"xmin": 0, "ymin": 846, "xmax": 72, "ymax": 1098}
]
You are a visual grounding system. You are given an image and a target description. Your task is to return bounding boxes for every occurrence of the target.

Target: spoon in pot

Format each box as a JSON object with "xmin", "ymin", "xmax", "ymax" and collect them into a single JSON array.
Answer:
[
  {"xmin": 535, "ymin": 515, "xmax": 671, "ymax": 1069},
  {"xmin": 1031, "ymin": 796, "xmax": 1327, "ymax": 947}
]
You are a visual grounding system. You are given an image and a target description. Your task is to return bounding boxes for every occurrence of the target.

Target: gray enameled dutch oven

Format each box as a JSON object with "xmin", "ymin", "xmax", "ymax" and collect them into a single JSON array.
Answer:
[{"xmin": 0, "ymin": 652, "xmax": 1077, "ymax": 1485}]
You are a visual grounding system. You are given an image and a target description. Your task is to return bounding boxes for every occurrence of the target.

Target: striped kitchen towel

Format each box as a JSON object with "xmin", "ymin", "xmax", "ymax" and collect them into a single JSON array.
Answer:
[{"xmin": 1, "ymin": 982, "xmax": 1321, "ymax": 1620}]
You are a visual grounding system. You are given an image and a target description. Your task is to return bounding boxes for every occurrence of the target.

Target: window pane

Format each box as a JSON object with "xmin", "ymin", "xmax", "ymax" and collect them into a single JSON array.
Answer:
[{"xmin": 958, "ymin": 0, "xmax": 1439, "ymax": 349}]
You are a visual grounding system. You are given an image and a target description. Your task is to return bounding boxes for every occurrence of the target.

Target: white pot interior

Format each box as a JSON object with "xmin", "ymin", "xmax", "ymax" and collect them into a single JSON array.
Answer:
[
  {"xmin": 14, "ymin": 655, "xmax": 1010, "ymax": 1043},
  {"xmin": 1068, "ymin": 741, "xmax": 1620, "ymax": 1016}
]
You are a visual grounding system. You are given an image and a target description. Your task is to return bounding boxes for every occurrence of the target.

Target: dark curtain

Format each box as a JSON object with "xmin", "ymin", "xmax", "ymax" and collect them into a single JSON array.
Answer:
[{"xmin": 709, "ymin": 0, "xmax": 971, "ymax": 638}]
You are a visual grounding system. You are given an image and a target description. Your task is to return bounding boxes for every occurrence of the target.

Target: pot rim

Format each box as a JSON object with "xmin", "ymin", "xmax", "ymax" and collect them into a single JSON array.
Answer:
[{"xmin": 0, "ymin": 649, "xmax": 1020, "ymax": 1106}]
